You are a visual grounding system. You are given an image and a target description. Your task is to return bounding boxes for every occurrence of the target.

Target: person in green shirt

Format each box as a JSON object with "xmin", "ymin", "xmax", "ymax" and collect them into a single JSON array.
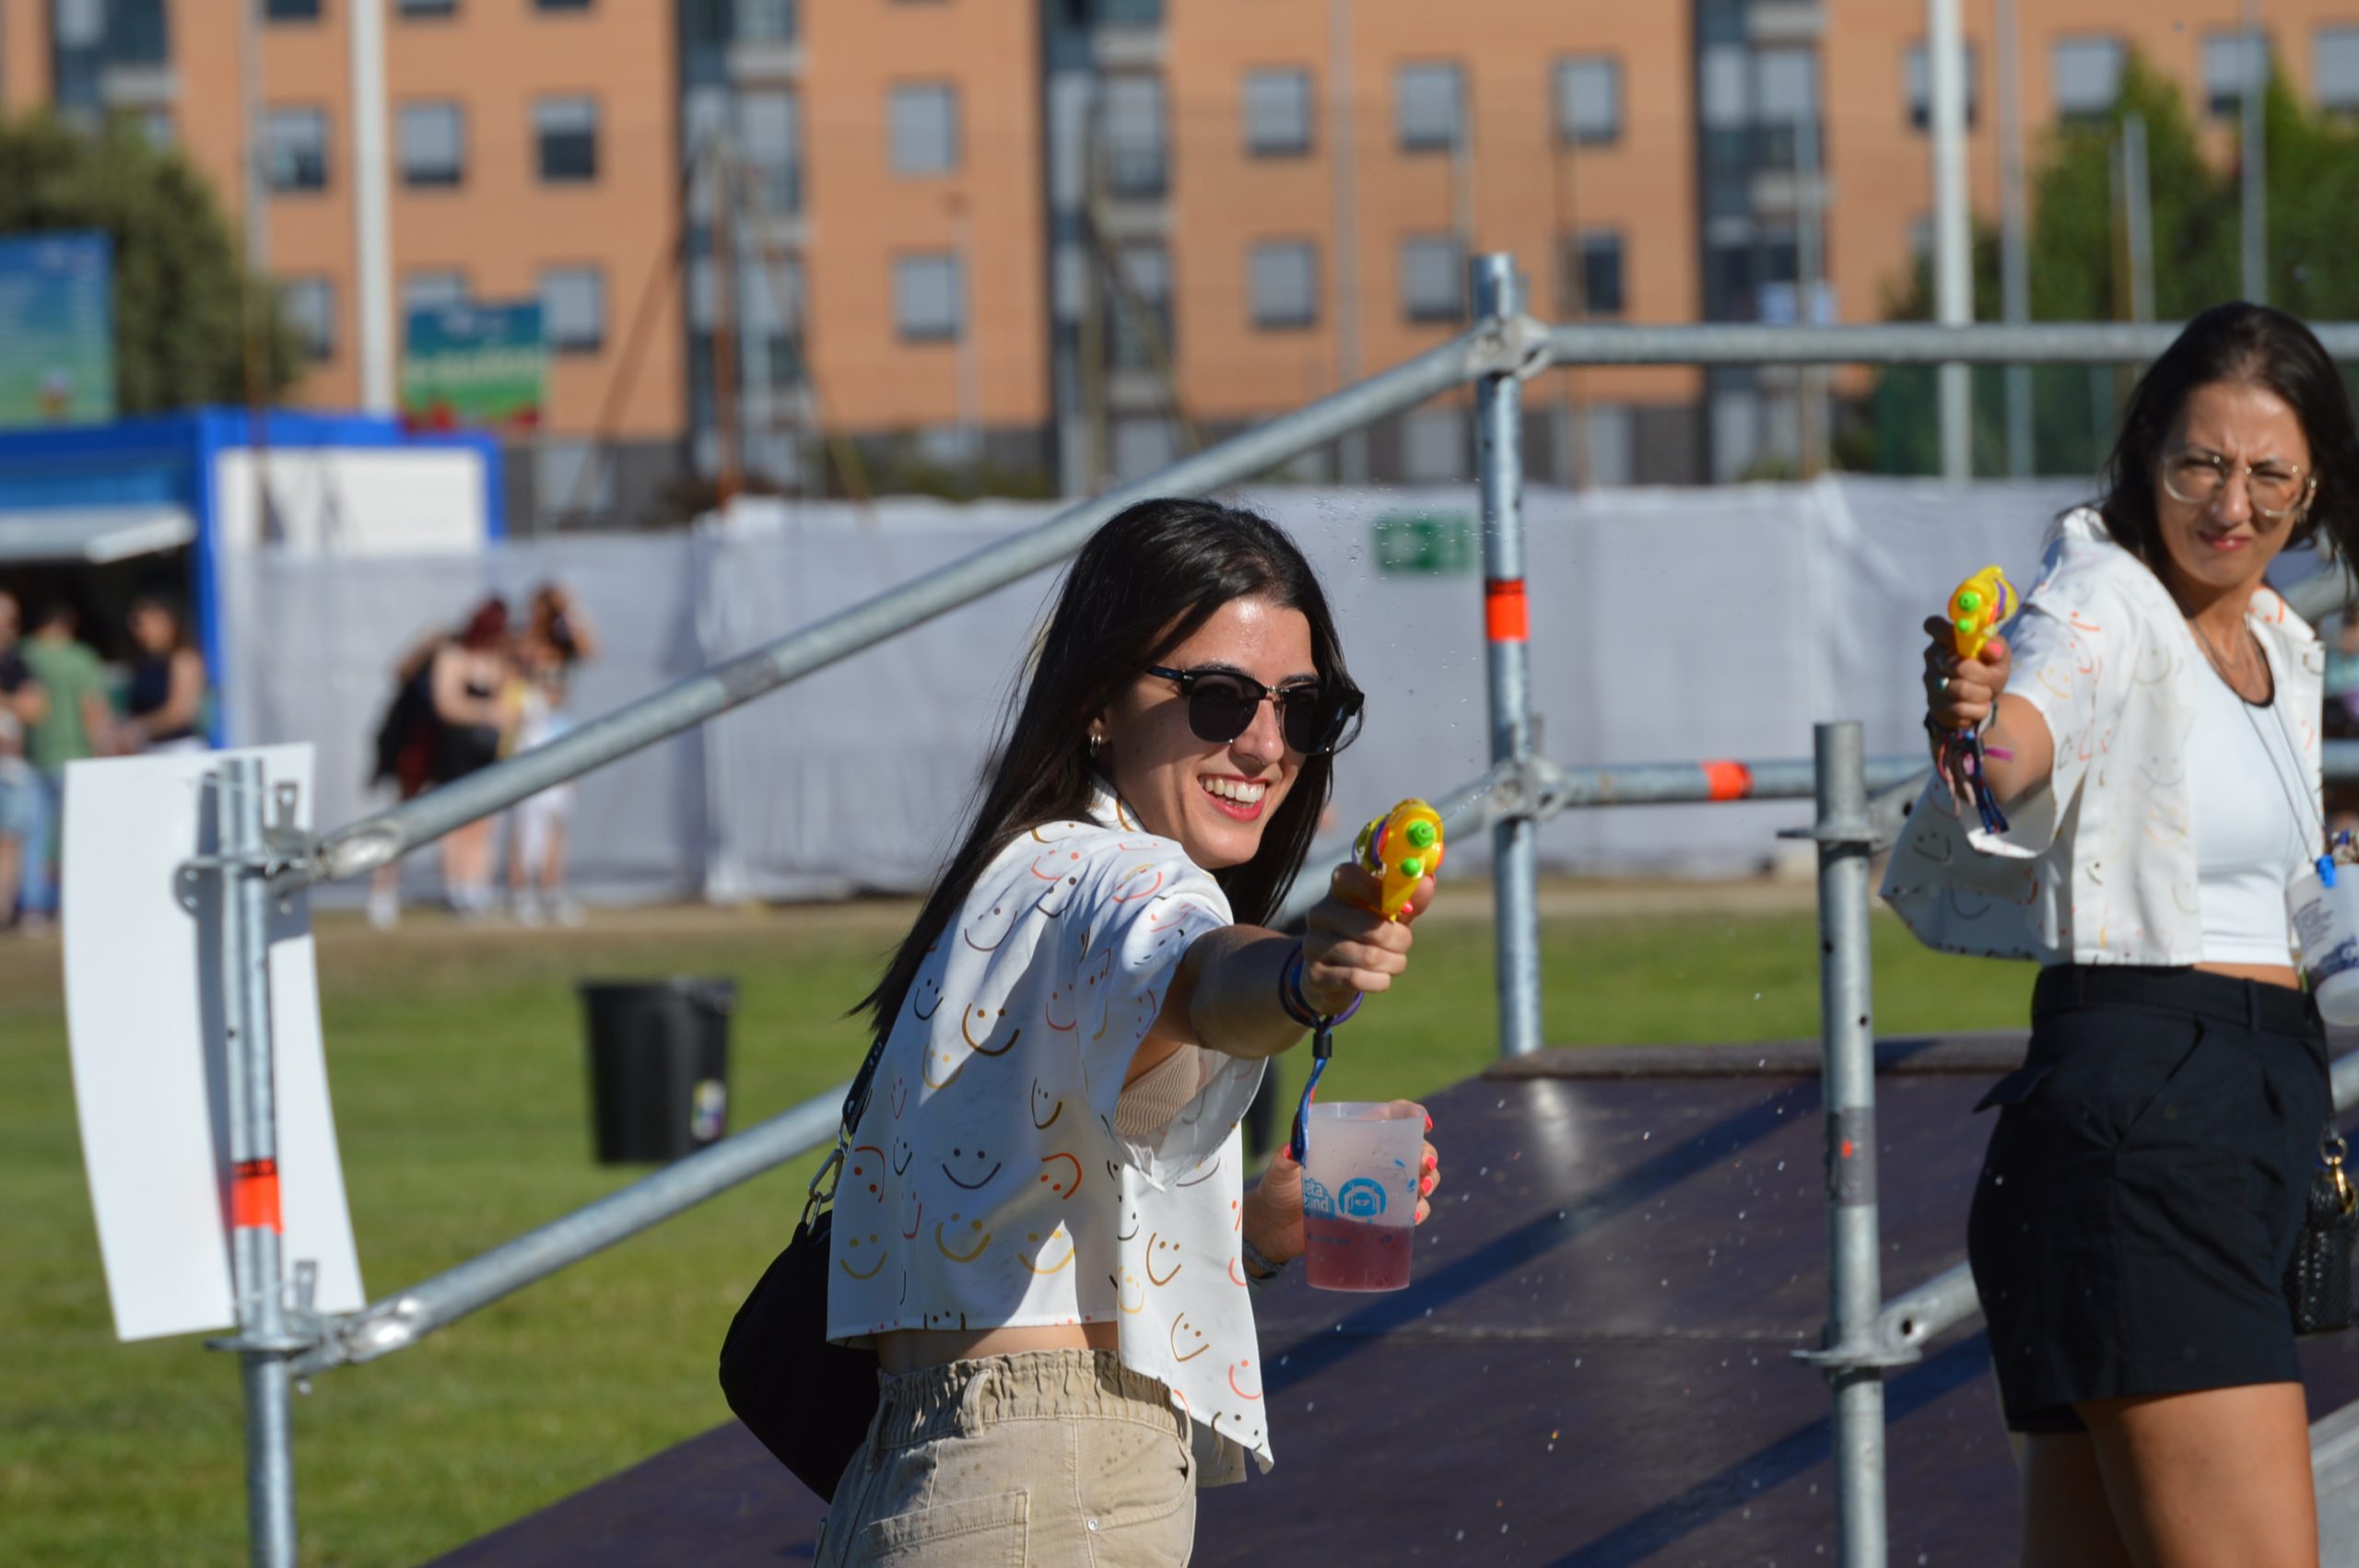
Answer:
[{"xmin": 18, "ymin": 600, "xmax": 112, "ymax": 920}]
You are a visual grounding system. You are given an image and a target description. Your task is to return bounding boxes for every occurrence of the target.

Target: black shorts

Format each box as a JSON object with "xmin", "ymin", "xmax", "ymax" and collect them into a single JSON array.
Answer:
[{"xmin": 1966, "ymin": 965, "xmax": 2330, "ymax": 1433}]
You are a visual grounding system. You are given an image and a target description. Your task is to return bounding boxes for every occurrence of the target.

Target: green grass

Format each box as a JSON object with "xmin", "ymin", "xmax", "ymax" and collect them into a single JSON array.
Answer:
[{"xmin": 0, "ymin": 900, "xmax": 2032, "ymax": 1566}]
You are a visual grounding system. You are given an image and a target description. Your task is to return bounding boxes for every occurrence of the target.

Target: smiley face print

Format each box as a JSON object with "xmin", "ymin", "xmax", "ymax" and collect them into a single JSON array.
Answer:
[
  {"xmin": 890, "ymin": 1136, "xmax": 915, "ymax": 1177},
  {"xmin": 1030, "ymin": 1079, "xmax": 1065, "ymax": 1129},
  {"xmin": 1039, "ymin": 1152, "xmax": 1084, "ymax": 1199},
  {"xmin": 837, "ymin": 1230, "xmax": 886, "ymax": 1280},
  {"xmin": 1113, "ymin": 1268, "xmax": 1147, "ymax": 1314},
  {"xmin": 1144, "ymin": 1233, "xmax": 1182, "ymax": 1287},
  {"xmin": 847, "ymin": 1145, "xmax": 886, "ymax": 1202},
  {"xmin": 910, "ymin": 974, "xmax": 945, "ymax": 1022},
  {"xmin": 1111, "ymin": 863, "xmax": 1164, "ymax": 904},
  {"xmin": 933, "ymin": 1212, "xmax": 992, "ymax": 1263},
  {"xmin": 960, "ymin": 1005, "xmax": 1021, "ymax": 1057},
  {"xmin": 1168, "ymin": 1311, "xmax": 1210, "ymax": 1362},
  {"xmin": 1021, "ymin": 1225, "xmax": 1076, "ymax": 1275},
  {"xmin": 962, "ymin": 896, "xmax": 1026, "ymax": 953},
  {"xmin": 941, "ymin": 1145, "xmax": 1003, "ymax": 1192},
  {"xmin": 1226, "ymin": 1358, "xmax": 1262, "ymax": 1401}
]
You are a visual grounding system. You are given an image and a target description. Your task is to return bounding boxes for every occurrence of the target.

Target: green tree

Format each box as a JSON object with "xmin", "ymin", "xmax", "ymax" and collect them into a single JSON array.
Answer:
[
  {"xmin": 0, "ymin": 111, "xmax": 299, "ymax": 414},
  {"xmin": 1862, "ymin": 52, "xmax": 2355, "ymax": 475}
]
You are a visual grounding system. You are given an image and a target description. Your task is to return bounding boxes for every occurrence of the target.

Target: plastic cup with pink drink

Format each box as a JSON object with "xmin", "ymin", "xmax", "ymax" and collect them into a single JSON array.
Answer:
[{"xmin": 1300, "ymin": 1100, "xmax": 1425, "ymax": 1292}]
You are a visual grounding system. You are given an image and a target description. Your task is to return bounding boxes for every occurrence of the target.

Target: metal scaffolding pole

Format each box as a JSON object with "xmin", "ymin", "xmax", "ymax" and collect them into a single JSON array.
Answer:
[
  {"xmin": 1795, "ymin": 723, "xmax": 1900, "ymax": 1568},
  {"xmin": 203, "ymin": 759, "xmax": 300, "ymax": 1566},
  {"xmin": 1927, "ymin": 0, "xmax": 1974, "ymax": 482},
  {"xmin": 1472, "ymin": 253, "xmax": 1543, "ymax": 1059}
]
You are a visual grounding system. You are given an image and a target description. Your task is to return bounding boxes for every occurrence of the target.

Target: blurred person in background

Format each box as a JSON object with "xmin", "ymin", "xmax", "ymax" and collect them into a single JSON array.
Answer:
[
  {"xmin": 18, "ymin": 597, "xmax": 112, "ymax": 930},
  {"xmin": 505, "ymin": 582, "xmax": 598, "ymax": 927},
  {"xmin": 0, "ymin": 589, "xmax": 49, "ymax": 932},
  {"xmin": 116, "ymin": 593, "xmax": 208, "ymax": 755},
  {"xmin": 365, "ymin": 596, "xmax": 517, "ymax": 928}
]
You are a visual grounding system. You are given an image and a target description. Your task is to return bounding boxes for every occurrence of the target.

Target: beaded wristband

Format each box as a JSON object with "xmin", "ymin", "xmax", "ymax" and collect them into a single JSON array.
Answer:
[{"xmin": 1240, "ymin": 1234, "xmax": 1289, "ymax": 1291}]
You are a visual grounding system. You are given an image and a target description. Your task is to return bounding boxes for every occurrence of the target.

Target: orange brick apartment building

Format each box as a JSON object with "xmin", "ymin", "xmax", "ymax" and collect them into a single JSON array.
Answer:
[{"xmin": 4, "ymin": 0, "xmax": 2358, "ymax": 516}]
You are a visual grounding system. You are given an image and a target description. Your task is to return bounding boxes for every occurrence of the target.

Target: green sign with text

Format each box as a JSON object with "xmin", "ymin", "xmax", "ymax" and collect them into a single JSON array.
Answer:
[{"xmin": 1373, "ymin": 513, "xmax": 1476, "ymax": 576}]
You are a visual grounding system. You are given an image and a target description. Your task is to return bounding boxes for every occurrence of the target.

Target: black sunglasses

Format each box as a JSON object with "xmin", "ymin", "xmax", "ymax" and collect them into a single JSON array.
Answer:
[{"xmin": 1143, "ymin": 664, "xmax": 1364, "ymax": 755}]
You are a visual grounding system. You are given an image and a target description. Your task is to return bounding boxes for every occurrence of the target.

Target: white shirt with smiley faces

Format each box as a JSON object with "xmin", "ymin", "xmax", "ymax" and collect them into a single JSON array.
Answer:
[{"xmin": 827, "ymin": 781, "xmax": 1275, "ymax": 1479}]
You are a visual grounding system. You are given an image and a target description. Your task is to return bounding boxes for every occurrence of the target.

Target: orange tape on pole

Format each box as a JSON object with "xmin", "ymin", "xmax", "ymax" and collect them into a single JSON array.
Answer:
[
  {"xmin": 231, "ymin": 1158, "xmax": 283, "ymax": 1233},
  {"xmin": 1485, "ymin": 579, "xmax": 1528, "ymax": 643},
  {"xmin": 1699, "ymin": 761, "xmax": 1755, "ymax": 802}
]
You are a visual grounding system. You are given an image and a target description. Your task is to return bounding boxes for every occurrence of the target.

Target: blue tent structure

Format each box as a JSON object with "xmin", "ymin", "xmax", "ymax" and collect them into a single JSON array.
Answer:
[{"xmin": 0, "ymin": 409, "xmax": 502, "ymax": 741}]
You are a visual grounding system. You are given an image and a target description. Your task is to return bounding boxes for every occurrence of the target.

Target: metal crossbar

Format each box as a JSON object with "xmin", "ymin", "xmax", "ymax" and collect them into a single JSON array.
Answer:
[{"xmin": 186, "ymin": 270, "xmax": 2359, "ymax": 1567}]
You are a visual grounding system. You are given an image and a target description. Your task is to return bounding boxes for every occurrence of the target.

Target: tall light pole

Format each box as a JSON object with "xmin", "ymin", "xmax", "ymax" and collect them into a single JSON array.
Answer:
[
  {"xmin": 1928, "ymin": 0, "xmax": 1973, "ymax": 482},
  {"xmin": 1996, "ymin": 0, "xmax": 2033, "ymax": 477},
  {"xmin": 1329, "ymin": 0, "xmax": 1365, "ymax": 484},
  {"xmin": 348, "ymin": 0, "xmax": 394, "ymax": 413},
  {"xmin": 2241, "ymin": 0, "xmax": 2269, "ymax": 303}
]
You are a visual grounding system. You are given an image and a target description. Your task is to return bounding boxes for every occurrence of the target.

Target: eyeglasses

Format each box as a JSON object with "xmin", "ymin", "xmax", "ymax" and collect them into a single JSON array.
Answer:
[
  {"xmin": 2160, "ymin": 450, "xmax": 2316, "ymax": 520},
  {"xmin": 1143, "ymin": 664, "xmax": 1365, "ymax": 755}
]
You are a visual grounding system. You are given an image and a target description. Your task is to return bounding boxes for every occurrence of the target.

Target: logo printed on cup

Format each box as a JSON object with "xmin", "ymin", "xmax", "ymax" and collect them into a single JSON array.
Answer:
[{"xmin": 1336, "ymin": 1177, "xmax": 1388, "ymax": 1220}]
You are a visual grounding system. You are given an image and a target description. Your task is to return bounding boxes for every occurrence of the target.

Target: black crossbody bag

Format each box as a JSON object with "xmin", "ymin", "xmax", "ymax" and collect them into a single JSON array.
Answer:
[{"xmin": 718, "ymin": 1037, "xmax": 888, "ymax": 1500}]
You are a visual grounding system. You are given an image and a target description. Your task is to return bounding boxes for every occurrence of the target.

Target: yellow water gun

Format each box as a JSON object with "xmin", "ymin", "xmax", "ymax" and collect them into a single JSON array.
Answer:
[
  {"xmin": 1355, "ymin": 799, "xmax": 1445, "ymax": 920},
  {"xmin": 1946, "ymin": 566, "xmax": 2016, "ymax": 661}
]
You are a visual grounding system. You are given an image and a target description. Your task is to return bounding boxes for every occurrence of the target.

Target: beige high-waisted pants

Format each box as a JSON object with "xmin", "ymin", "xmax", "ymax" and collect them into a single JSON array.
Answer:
[{"xmin": 815, "ymin": 1348, "xmax": 1197, "ymax": 1568}]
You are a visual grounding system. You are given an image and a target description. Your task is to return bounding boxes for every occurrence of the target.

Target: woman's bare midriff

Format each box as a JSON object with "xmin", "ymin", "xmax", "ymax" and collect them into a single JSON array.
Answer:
[
  {"xmin": 2192, "ymin": 962, "xmax": 2303, "ymax": 990},
  {"xmin": 875, "ymin": 1321, "xmax": 1119, "ymax": 1375}
]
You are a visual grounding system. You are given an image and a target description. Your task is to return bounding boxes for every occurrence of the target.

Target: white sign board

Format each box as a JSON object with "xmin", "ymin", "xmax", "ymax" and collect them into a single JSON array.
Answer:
[{"xmin": 63, "ymin": 746, "xmax": 365, "ymax": 1341}]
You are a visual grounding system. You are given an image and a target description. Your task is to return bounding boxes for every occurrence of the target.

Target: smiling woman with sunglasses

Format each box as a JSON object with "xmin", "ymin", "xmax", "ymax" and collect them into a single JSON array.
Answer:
[
  {"xmin": 1885, "ymin": 302, "xmax": 2359, "ymax": 1568},
  {"xmin": 814, "ymin": 497, "xmax": 1442, "ymax": 1567}
]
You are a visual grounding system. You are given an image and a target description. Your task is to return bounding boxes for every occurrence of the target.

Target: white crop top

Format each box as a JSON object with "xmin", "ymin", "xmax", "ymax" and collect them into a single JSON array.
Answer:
[{"xmin": 2187, "ymin": 651, "xmax": 2311, "ymax": 966}]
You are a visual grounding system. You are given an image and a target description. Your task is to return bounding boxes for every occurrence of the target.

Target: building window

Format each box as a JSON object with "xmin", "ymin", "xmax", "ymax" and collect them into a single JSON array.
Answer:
[
  {"xmin": 534, "ymin": 0, "xmax": 593, "ymax": 11},
  {"xmin": 1243, "ymin": 67, "xmax": 1312, "ymax": 157},
  {"xmin": 1560, "ymin": 231, "xmax": 1625, "ymax": 317},
  {"xmin": 398, "ymin": 102, "xmax": 464, "ymax": 188},
  {"xmin": 401, "ymin": 271, "xmax": 468, "ymax": 321},
  {"xmin": 1905, "ymin": 42, "xmax": 1980, "ymax": 130},
  {"xmin": 397, "ymin": 0, "xmax": 456, "ymax": 16},
  {"xmin": 265, "ymin": 108, "xmax": 329, "ymax": 193},
  {"xmin": 136, "ymin": 109, "xmax": 174, "ymax": 149},
  {"xmin": 1250, "ymin": 240, "xmax": 1319, "ymax": 329},
  {"xmin": 1112, "ymin": 418, "xmax": 1176, "ymax": 482},
  {"xmin": 888, "ymin": 83, "xmax": 958, "ymax": 176},
  {"xmin": 282, "ymin": 277, "xmax": 336, "ymax": 361},
  {"xmin": 541, "ymin": 266, "xmax": 605, "ymax": 354},
  {"xmin": 536, "ymin": 440, "xmax": 612, "ymax": 524},
  {"xmin": 2319, "ymin": 27, "xmax": 2359, "ymax": 113},
  {"xmin": 1554, "ymin": 56, "xmax": 1621, "ymax": 146},
  {"xmin": 534, "ymin": 97, "xmax": 599, "ymax": 183},
  {"xmin": 1103, "ymin": 74, "xmax": 1168, "ymax": 198},
  {"xmin": 1400, "ymin": 234, "xmax": 1464, "ymax": 323},
  {"xmin": 895, "ymin": 252, "xmax": 963, "ymax": 342},
  {"xmin": 739, "ymin": 88, "xmax": 802, "ymax": 215},
  {"xmin": 2202, "ymin": 32, "xmax": 2267, "ymax": 119},
  {"xmin": 265, "ymin": 0, "xmax": 322, "ymax": 21},
  {"xmin": 739, "ymin": 0, "xmax": 796, "ymax": 41},
  {"xmin": 2053, "ymin": 37, "xmax": 2124, "ymax": 122},
  {"xmin": 1402, "ymin": 407, "xmax": 1466, "ymax": 483},
  {"xmin": 1107, "ymin": 243, "xmax": 1172, "ymax": 371},
  {"xmin": 1395, "ymin": 62, "xmax": 1463, "ymax": 153}
]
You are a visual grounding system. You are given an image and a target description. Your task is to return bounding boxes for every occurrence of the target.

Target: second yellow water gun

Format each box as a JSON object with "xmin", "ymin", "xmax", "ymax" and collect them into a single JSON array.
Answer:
[
  {"xmin": 1947, "ymin": 566, "xmax": 2016, "ymax": 661},
  {"xmin": 1355, "ymin": 799, "xmax": 1445, "ymax": 920}
]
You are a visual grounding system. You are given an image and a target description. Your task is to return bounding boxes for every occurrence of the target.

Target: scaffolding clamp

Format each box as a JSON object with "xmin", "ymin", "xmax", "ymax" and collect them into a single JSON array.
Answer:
[
  {"xmin": 1465, "ymin": 312, "xmax": 1553, "ymax": 383},
  {"xmin": 1792, "ymin": 1326, "xmax": 1921, "ymax": 1375}
]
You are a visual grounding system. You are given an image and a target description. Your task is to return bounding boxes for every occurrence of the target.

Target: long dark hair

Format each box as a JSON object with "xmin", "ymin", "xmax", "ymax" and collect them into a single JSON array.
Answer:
[
  {"xmin": 2099, "ymin": 301, "xmax": 2359, "ymax": 566},
  {"xmin": 857, "ymin": 497, "xmax": 1356, "ymax": 1045}
]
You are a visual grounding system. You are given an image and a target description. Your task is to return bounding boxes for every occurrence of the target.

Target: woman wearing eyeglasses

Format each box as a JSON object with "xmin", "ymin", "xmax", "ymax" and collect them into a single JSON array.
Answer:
[
  {"xmin": 1884, "ymin": 302, "xmax": 2359, "ymax": 1567},
  {"xmin": 816, "ymin": 497, "xmax": 1443, "ymax": 1566}
]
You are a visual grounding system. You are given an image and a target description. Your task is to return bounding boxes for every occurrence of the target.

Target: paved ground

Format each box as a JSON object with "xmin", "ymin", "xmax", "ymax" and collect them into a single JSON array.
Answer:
[{"xmin": 424, "ymin": 1031, "xmax": 2359, "ymax": 1567}]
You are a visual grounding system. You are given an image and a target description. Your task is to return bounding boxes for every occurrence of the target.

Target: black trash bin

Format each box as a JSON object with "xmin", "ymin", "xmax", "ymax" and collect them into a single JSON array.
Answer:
[{"xmin": 580, "ymin": 977, "xmax": 735, "ymax": 1164}]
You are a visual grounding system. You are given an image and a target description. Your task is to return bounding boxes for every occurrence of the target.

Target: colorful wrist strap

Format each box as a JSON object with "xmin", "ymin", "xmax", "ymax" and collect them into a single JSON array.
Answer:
[{"xmin": 1282, "ymin": 944, "xmax": 1357, "ymax": 1164}]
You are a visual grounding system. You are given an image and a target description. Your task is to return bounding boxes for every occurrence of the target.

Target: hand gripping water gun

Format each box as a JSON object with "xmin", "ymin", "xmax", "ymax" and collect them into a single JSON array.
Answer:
[
  {"xmin": 1288, "ymin": 802, "xmax": 1447, "ymax": 1163},
  {"xmin": 1947, "ymin": 566, "xmax": 2016, "ymax": 661},
  {"xmin": 1354, "ymin": 798, "xmax": 1446, "ymax": 920},
  {"xmin": 1937, "ymin": 566, "xmax": 2017, "ymax": 836}
]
